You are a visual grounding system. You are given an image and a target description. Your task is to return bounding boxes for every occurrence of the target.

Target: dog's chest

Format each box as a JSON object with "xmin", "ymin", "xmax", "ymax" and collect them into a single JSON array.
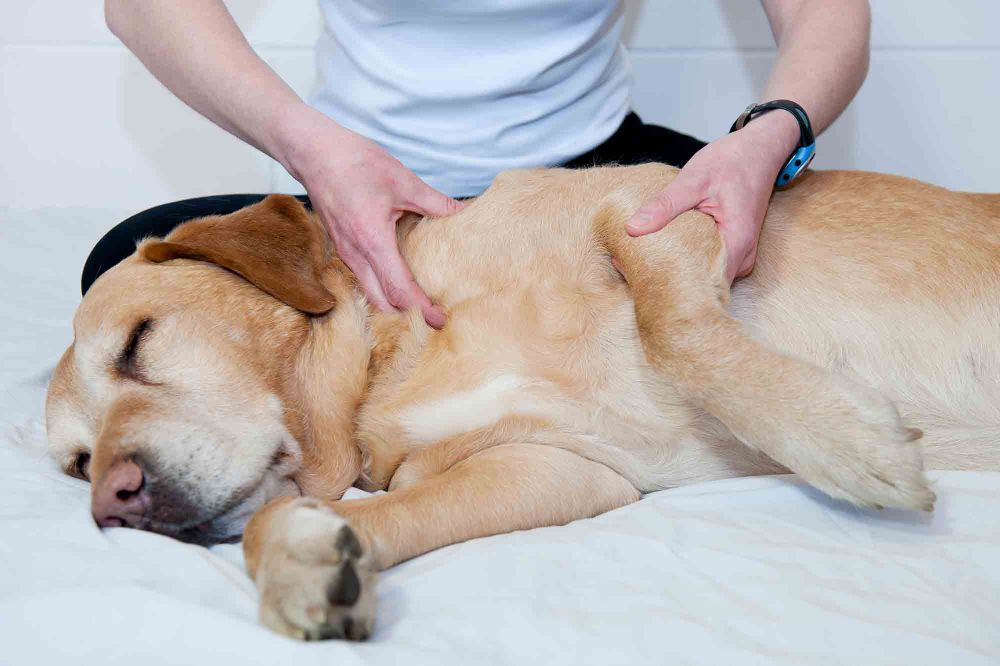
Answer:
[
  {"xmin": 354, "ymin": 290, "xmax": 700, "ymax": 491},
  {"xmin": 393, "ymin": 374, "xmax": 549, "ymax": 445}
]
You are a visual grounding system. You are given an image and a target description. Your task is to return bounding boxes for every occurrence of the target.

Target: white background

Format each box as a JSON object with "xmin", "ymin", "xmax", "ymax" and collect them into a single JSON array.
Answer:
[{"xmin": 1, "ymin": 1, "xmax": 998, "ymax": 212}]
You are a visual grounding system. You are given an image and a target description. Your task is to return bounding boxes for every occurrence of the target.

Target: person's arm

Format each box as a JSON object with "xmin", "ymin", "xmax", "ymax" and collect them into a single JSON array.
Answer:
[
  {"xmin": 627, "ymin": 0, "xmax": 871, "ymax": 282},
  {"xmin": 105, "ymin": 0, "xmax": 461, "ymax": 327}
]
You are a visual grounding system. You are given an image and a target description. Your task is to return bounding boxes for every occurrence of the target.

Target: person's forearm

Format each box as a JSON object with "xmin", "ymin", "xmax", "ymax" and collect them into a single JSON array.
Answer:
[
  {"xmin": 731, "ymin": 0, "xmax": 871, "ymax": 170},
  {"xmin": 106, "ymin": 1, "xmax": 462, "ymax": 326},
  {"xmin": 761, "ymin": 0, "xmax": 871, "ymax": 135},
  {"xmin": 105, "ymin": 0, "xmax": 317, "ymax": 170}
]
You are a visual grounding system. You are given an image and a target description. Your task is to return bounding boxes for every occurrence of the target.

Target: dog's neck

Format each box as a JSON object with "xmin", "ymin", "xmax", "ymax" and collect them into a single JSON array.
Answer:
[
  {"xmin": 289, "ymin": 262, "xmax": 423, "ymax": 499},
  {"xmin": 285, "ymin": 261, "xmax": 367, "ymax": 499}
]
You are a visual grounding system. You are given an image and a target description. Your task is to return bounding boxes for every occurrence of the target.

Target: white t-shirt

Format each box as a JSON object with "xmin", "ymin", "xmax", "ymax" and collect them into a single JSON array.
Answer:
[{"xmin": 310, "ymin": 0, "xmax": 632, "ymax": 198}]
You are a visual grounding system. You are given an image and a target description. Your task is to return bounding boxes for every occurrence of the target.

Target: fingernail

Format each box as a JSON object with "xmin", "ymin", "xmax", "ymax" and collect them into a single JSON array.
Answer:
[
  {"xmin": 426, "ymin": 305, "xmax": 447, "ymax": 329},
  {"xmin": 626, "ymin": 217, "xmax": 650, "ymax": 235}
]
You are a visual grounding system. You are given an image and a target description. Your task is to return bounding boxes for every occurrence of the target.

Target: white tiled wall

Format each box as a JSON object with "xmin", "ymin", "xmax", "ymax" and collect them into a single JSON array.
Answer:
[{"xmin": 1, "ymin": 1, "xmax": 997, "ymax": 212}]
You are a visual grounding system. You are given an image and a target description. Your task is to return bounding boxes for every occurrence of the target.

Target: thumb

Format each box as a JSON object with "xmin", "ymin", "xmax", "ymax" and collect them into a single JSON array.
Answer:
[
  {"xmin": 407, "ymin": 179, "xmax": 466, "ymax": 219},
  {"xmin": 626, "ymin": 177, "xmax": 704, "ymax": 236}
]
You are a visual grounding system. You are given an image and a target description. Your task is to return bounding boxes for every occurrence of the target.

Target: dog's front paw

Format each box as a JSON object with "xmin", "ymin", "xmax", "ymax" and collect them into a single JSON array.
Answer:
[
  {"xmin": 790, "ymin": 379, "xmax": 934, "ymax": 511},
  {"xmin": 256, "ymin": 498, "xmax": 375, "ymax": 641}
]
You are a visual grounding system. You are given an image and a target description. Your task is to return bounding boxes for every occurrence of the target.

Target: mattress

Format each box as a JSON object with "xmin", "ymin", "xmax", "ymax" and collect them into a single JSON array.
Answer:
[{"xmin": 1, "ymin": 207, "xmax": 998, "ymax": 665}]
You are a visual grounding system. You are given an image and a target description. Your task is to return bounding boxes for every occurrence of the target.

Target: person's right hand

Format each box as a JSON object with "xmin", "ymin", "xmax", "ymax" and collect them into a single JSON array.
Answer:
[{"xmin": 276, "ymin": 104, "xmax": 464, "ymax": 329}]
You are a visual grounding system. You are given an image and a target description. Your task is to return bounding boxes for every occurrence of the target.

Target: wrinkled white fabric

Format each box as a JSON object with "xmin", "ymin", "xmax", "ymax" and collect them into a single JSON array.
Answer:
[{"xmin": 1, "ymin": 208, "xmax": 998, "ymax": 665}]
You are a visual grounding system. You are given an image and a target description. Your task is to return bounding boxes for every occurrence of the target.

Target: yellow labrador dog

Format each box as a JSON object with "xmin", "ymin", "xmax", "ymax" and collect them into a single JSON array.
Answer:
[{"xmin": 46, "ymin": 164, "xmax": 999, "ymax": 640}]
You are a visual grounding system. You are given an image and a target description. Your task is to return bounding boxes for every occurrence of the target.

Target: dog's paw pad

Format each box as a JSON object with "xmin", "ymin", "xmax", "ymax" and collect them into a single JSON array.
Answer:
[
  {"xmin": 326, "ymin": 559, "xmax": 361, "ymax": 607},
  {"xmin": 258, "ymin": 499, "xmax": 375, "ymax": 641}
]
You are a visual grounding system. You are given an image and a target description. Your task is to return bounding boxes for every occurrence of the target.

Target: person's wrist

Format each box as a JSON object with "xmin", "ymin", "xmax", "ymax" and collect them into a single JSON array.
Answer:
[
  {"xmin": 738, "ymin": 109, "xmax": 801, "ymax": 171},
  {"xmin": 270, "ymin": 102, "xmax": 347, "ymax": 184}
]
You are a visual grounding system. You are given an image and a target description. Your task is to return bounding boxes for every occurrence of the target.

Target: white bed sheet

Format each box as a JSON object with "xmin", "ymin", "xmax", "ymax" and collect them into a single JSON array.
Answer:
[{"xmin": 1, "ymin": 208, "xmax": 998, "ymax": 665}]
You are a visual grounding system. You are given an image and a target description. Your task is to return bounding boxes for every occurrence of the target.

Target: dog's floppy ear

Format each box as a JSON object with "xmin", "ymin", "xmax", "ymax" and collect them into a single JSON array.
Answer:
[{"xmin": 140, "ymin": 195, "xmax": 336, "ymax": 315}]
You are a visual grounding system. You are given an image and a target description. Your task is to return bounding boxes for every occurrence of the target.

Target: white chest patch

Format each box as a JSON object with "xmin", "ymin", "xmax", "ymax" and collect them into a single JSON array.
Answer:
[{"xmin": 398, "ymin": 374, "xmax": 545, "ymax": 444}]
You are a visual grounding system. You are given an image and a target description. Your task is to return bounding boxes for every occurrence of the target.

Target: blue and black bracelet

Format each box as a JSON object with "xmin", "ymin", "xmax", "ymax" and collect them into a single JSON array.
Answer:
[{"xmin": 730, "ymin": 99, "xmax": 816, "ymax": 187}]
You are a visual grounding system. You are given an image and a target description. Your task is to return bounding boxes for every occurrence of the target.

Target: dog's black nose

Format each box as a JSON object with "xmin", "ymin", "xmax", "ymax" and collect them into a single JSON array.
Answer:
[{"xmin": 91, "ymin": 458, "xmax": 150, "ymax": 528}]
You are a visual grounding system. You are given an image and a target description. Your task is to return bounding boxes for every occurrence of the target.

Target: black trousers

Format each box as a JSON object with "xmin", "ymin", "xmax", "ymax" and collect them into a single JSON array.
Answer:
[{"xmin": 81, "ymin": 113, "xmax": 705, "ymax": 294}]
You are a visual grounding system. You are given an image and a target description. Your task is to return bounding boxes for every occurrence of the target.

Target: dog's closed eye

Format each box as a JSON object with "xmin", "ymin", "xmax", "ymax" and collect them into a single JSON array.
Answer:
[{"xmin": 116, "ymin": 318, "xmax": 153, "ymax": 382}]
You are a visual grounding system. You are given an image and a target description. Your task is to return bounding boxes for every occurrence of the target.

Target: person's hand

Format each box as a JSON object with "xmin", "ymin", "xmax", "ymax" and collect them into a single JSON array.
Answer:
[
  {"xmin": 626, "ymin": 111, "xmax": 800, "ymax": 283},
  {"xmin": 276, "ymin": 104, "xmax": 464, "ymax": 328}
]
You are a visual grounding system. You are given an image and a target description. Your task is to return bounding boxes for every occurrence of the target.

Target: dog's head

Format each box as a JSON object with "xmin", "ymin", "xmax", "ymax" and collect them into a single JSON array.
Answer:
[{"xmin": 45, "ymin": 196, "xmax": 364, "ymax": 545}]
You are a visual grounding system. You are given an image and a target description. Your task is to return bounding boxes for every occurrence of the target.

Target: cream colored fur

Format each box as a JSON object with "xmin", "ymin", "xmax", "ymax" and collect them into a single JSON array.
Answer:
[{"xmin": 46, "ymin": 165, "xmax": 1000, "ymax": 640}]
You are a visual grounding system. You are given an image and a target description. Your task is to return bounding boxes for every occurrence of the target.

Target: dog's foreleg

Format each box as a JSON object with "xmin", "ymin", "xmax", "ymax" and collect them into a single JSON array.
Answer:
[
  {"xmin": 243, "ymin": 443, "xmax": 638, "ymax": 640},
  {"xmin": 332, "ymin": 443, "xmax": 639, "ymax": 568},
  {"xmin": 596, "ymin": 201, "xmax": 933, "ymax": 511}
]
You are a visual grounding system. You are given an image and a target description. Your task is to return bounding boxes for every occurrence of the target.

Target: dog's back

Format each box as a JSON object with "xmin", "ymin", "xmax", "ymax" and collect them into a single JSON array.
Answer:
[{"xmin": 392, "ymin": 165, "xmax": 1000, "ymax": 477}]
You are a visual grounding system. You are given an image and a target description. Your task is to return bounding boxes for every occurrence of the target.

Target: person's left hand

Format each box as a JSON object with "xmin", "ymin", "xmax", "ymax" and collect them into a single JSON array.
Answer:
[{"xmin": 625, "ymin": 111, "xmax": 800, "ymax": 283}]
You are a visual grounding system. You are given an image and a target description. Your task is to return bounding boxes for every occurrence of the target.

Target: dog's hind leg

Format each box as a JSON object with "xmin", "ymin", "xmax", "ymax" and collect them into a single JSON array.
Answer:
[{"xmin": 592, "ymin": 192, "xmax": 933, "ymax": 511}]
